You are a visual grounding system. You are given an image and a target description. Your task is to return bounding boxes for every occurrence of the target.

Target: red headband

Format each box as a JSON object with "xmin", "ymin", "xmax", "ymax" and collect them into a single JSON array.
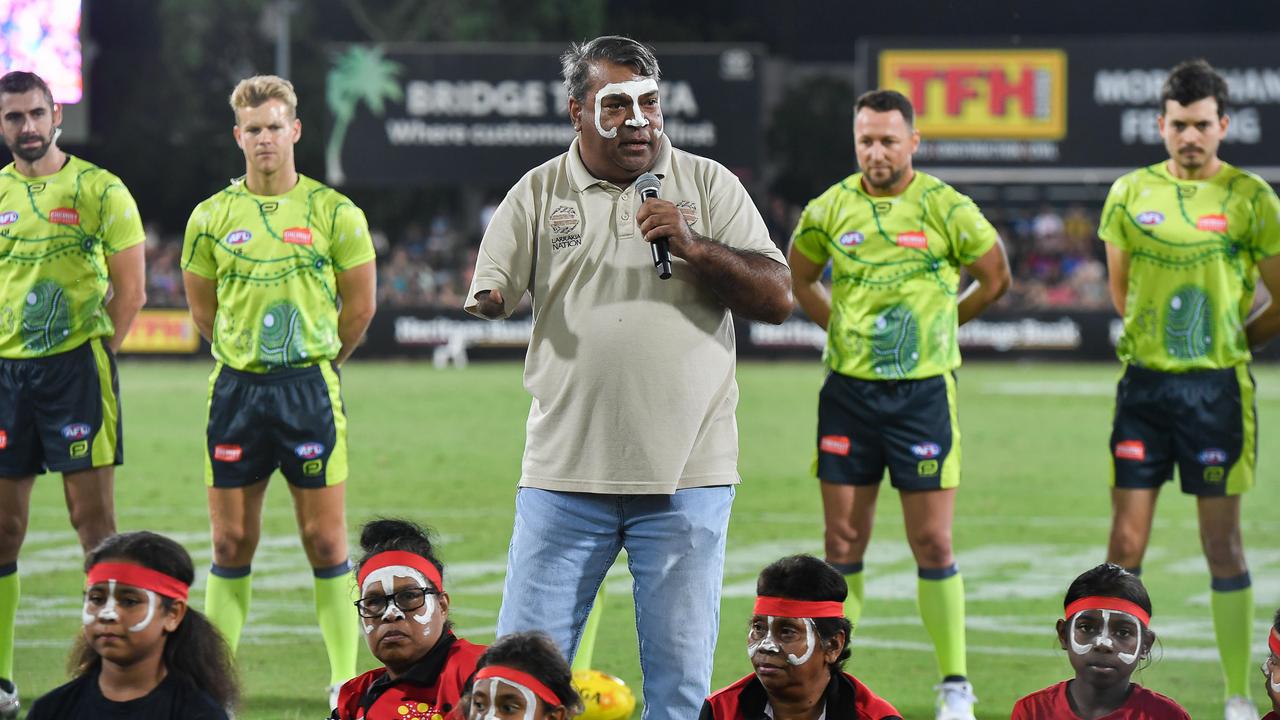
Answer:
[
  {"xmin": 86, "ymin": 562, "xmax": 189, "ymax": 602},
  {"xmin": 1269, "ymin": 627, "xmax": 1280, "ymax": 656},
  {"xmin": 357, "ymin": 551, "xmax": 444, "ymax": 593},
  {"xmin": 1064, "ymin": 596, "xmax": 1150, "ymax": 627},
  {"xmin": 475, "ymin": 666, "xmax": 561, "ymax": 707},
  {"xmin": 754, "ymin": 596, "xmax": 845, "ymax": 619}
]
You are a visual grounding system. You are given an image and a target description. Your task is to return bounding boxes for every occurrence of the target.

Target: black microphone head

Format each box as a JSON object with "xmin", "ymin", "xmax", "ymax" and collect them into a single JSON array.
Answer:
[{"xmin": 635, "ymin": 172, "xmax": 661, "ymax": 199}]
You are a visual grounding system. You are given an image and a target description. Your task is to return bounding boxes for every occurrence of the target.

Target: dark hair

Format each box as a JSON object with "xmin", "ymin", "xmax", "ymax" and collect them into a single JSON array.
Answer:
[
  {"xmin": 75, "ymin": 532, "xmax": 238, "ymax": 709},
  {"xmin": 1161, "ymin": 59, "xmax": 1228, "ymax": 117},
  {"xmin": 855, "ymin": 89, "xmax": 915, "ymax": 127},
  {"xmin": 0, "ymin": 71, "xmax": 54, "ymax": 108},
  {"xmin": 756, "ymin": 555, "xmax": 853, "ymax": 669},
  {"xmin": 1273, "ymin": 606, "xmax": 1280, "ymax": 633},
  {"xmin": 560, "ymin": 36, "xmax": 661, "ymax": 105},
  {"xmin": 475, "ymin": 632, "xmax": 583, "ymax": 716},
  {"xmin": 1063, "ymin": 562, "xmax": 1152, "ymax": 617},
  {"xmin": 355, "ymin": 518, "xmax": 451, "ymax": 631}
]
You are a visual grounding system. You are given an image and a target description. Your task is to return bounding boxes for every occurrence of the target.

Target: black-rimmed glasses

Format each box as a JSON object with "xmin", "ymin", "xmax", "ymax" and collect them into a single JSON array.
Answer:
[{"xmin": 354, "ymin": 587, "xmax": 437, "ymax": 619}]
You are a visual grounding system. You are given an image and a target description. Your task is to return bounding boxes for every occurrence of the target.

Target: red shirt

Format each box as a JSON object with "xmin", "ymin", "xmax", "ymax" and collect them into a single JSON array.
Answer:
[
  {"xmin": 333, "ymin": 635, "xmax": 486, "ymax": 720},
  {"xmin": 1012, "ymin": 681, "xmax": 1189, "ymax": 720},
  {"xmin": 701, "ymin": 670, "xmax": 900, "ymax": 719}
]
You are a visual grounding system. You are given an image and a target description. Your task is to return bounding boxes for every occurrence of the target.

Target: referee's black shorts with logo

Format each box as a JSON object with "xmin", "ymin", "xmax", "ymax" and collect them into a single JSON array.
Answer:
[
  {"xmin": 1111, "ymin": 364, "xmax": 1255, "ymax": 497},
  {"xmin": 815, "ymin": 370, "xmax": 960, "ymax": 491},
  {"xmin": 204, "ymin": 362, "xmax": 348, "ymax": 489},
  {"xmin": 0, "ymin": 339, "xmax": 122, "ymax": 476}
]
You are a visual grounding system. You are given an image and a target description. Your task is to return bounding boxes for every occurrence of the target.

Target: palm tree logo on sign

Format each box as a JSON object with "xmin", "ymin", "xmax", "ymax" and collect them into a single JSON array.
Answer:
[{"xmin": 326, "ymin": 45, "xmax": 404, "ymax": 185}]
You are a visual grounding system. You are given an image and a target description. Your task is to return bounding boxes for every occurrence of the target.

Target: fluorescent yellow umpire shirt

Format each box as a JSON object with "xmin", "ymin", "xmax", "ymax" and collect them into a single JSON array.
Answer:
[{"xmin": 466, "ymin": 135, "xmax": 786, "ymax": 495}]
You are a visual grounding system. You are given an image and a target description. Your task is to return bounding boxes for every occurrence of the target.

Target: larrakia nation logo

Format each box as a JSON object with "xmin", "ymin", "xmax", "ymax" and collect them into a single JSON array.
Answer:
[
  {"xmin": 677, "ymin": 200, "xmax": 699, "ymax": 227},
  {"xmin": 549, "ymin": 205, "xmax": 579, "ymax": 235}
]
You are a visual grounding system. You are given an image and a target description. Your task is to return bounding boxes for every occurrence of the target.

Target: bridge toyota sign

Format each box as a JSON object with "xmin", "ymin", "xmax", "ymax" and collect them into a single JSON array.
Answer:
[
  {"xmin": 326, "ymin": 43, "xmax": 763, "ymax": 186},
  {"xmin": 861, "ymin": 36, "xmax": 1280, "ymax": 174}
]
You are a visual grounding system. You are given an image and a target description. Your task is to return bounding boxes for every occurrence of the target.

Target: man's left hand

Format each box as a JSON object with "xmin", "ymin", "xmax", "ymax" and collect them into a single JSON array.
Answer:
[{"xmin": 637, "ymin": 198, "xmax": 698, "ymax": 257}]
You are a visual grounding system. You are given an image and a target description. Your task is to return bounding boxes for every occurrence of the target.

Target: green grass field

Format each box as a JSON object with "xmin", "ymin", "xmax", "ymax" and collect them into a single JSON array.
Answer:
[{"xmin": 13, "ymin": 359, "xmax": 1280, "ymax": 719}]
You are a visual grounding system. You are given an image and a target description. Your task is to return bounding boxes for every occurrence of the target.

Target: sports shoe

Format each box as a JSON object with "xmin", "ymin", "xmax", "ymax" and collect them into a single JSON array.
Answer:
[
  {"xmin": 328, "ymin": 683, "xmax": 343, "ymax": 713},
  {"xmin": 0, "ymin": 680, "xmax": 18, "ymax": 720},
  {"xmin": 1224, "ymin": 695, "xmax": 1260, "ymax": 720},
  {"xmin": 934, "ymin": 679, "xmax": 977, "ymax": 720}
]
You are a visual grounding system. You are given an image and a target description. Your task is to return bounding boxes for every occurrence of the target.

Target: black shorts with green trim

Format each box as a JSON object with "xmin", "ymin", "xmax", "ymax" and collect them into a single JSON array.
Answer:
[
  {"xmin": 815, "ymin": 370, "xmax": 960, "ymax": 491},
  {"xmin": 0, "ymin": 339, "xmax": 122, "ymax": 476},
  {"xmin": 205, "ymin": 362, "xmax": 348, "ymax": 489},
  {"xmin": 1110, "ymin": 364, "xmax": 1255, "ymax": 497}
]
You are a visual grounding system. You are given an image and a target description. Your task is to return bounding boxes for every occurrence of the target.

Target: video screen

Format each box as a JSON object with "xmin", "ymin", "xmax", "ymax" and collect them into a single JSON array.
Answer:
[{"xmin": 0, "ymin": 0, "xmax": 82, "ymax": 104}]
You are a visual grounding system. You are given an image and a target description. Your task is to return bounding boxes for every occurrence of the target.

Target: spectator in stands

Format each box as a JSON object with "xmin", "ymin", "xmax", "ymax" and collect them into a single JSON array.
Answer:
[
  {"xmin": 701, "ymin": 555, "xmax": 900, "ymax": 720},
  {"xmin": 1011, "ymin": 563, "xmax": 1189, "ymax": 719}
]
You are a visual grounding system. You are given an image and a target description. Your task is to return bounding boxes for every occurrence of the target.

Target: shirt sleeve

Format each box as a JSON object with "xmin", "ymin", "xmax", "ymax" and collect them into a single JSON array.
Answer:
[
  {"xmin": 329, "ymin": 202, "xmax": 377, "ymax": 271},
  {"xmin": 706, "ymin": 164, "xmax": 787, "ymax": 265},
  {"xmin": 464, "ymin": 189, "xmax": 534, "ymax": 320},
  {"xmin": 98, "ymin": 182, "xmax": 145, "ymax": 255},
  {"xmin": 180, "ymin": 203, "xmax": 217, "ymax": 280},
  {"xmin": 789, "ymin": 198, "xmax": 831, "ymax": 266},
  {"xmin": 1097, "ymin": 176, "xmax": 1132, "ymax": 249},
  {"xmin": 945, "ymin": 196, "xmax": 999, "ymax": 265},
  {"xmin": 1250, "ymin": 181, "xmax": 1280, "ymax": 258}
]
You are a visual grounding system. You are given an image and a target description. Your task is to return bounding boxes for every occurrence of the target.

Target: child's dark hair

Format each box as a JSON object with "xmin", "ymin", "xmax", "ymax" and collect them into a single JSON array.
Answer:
[
  {"xmin": 475, "ymin": 632, "xmax": 583, "ymax": 716},
  {"xmin": 756, "ymin": 555, "xmax": 853, "ymax": 669},
  {"xmin": 75, "ymin": 531, "xmax": 238, "ymax": 709},
  {"xmin": 355, "ymin": 518, "xmax": 451, "ymax": 632},
  {"xmin": 1063, "ymin": 563, "xmax": 1152, "ymax": 617},
  {"xmin": 1161, "ymin": 58, "xmax": 1229, "ymax": 117},
  {"xmin": 1273, "ymin": 606, "xmax": 1280, "ymax": 633}
]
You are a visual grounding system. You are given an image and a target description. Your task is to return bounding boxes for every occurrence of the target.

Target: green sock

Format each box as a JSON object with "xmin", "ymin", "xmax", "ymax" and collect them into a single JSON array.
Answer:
[
  {"xmin": 827, "ymin": 561, "xmax": 865, "ymax": 633},
  {"xmin": 918, "ymin": 566, "xmax": 967, "ymax": 679},
  {"xmin": 1210, "ymin": 574, "xmax": 1253, "ymax": 699},
  {"xmin": 0, "ymin": 564, "xmax": 17, "ymax": 681},
  {"xmin": 314, "ymin": 564, "xmax": 359, "ymax": 687},
  {"xmin": 572, "ymin": 584, "xmax": 607, "ymax": 671},
  {"xmin": 205, "ymin": 565, "xmax": 252, "ymax": 654}
]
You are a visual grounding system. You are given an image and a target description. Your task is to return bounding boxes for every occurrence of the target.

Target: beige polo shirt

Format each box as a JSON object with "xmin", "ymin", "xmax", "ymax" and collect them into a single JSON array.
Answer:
[{"xmin": 466, "ymin": 135, "xmax": 786, "ymax": 494}]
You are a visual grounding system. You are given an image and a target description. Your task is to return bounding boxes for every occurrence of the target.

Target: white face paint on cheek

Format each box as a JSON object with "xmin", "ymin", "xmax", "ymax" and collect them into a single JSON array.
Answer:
[
  {"xmin": 785, "ymin": 619, "xmax": 816, "ymax": 666},
  {"xmin": 592, "ymin": 78, "xmax": 659, "ymax": 139},
  {"xmin": 481, "ymin": 678, "xmax": 500, "ymax": 720},
  {"xmin": 1068, "ymin": 610, "xmax": 1142, "ymax": 665},
  {"xmin": 413, "ymin": 593, "xmax": 437, "ymax": 636},
  {"xmin": 127, "ymin": 591, "xmax": 158, "ymax": 633}
]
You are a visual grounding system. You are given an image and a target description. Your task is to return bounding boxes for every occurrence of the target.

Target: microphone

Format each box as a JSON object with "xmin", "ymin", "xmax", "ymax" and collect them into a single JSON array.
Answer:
[{"xmin": 634, "ymin": 172, "xmax": 671, "ymax": 280}]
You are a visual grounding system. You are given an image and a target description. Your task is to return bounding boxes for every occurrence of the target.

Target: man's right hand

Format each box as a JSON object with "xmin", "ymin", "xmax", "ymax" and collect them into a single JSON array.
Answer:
[{"xmin": 475, "ymin": 289, "xmax": 506, "ymax": 318}]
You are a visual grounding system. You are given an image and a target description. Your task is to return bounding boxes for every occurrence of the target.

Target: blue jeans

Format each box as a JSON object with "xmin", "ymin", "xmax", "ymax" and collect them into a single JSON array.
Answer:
[{"xmin": 496, "ymin": 486, "xmax": 734, "ymax": 720}]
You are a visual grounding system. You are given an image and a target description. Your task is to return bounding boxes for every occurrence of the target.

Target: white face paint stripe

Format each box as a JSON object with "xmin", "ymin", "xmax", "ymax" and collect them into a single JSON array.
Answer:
[
  {"xmin": 591, "ymin": 78, "xmax": 659, "ymax": 139},
  {"xmin": 479, "ymin": 677, "xmax": 537, "ymax": 720},
  {"xmin": 127, "ymin": 591, "xmax": 158, "ymax": 633},
  {"xmin": 746, "ymin": 616, "xmax": 816, "ymax": 666},
  {"xmin": 83, "ymin": 579, "xmax": 119, "ymax": 626},
  {"xmin": 1068, "ymin": 609, "xmax": 1142, "ymax": 665}
]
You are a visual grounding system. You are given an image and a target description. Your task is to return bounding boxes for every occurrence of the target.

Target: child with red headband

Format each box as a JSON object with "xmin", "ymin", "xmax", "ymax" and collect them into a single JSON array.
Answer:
[
  {"xmin": 467, "ymin": 631, "xmax": 583, "ymax": 720},
  {"xmin": 701, "ymin": 555, "xmax": 900, "ymax": 720},
  {"xmin": 1262, "ymin": 609, "xmax": 1280, "ymax": 720},
  {"xmin": 332, "ymin": 519, "xmax": 485, "ymax": 720},
  {"xmin": 27, "ymin": 531, "xmax": 236, "ymax": 719},
  {"xmin": 1012, "ymin": 563, "xmax": 1188, "ymax": 719}
]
